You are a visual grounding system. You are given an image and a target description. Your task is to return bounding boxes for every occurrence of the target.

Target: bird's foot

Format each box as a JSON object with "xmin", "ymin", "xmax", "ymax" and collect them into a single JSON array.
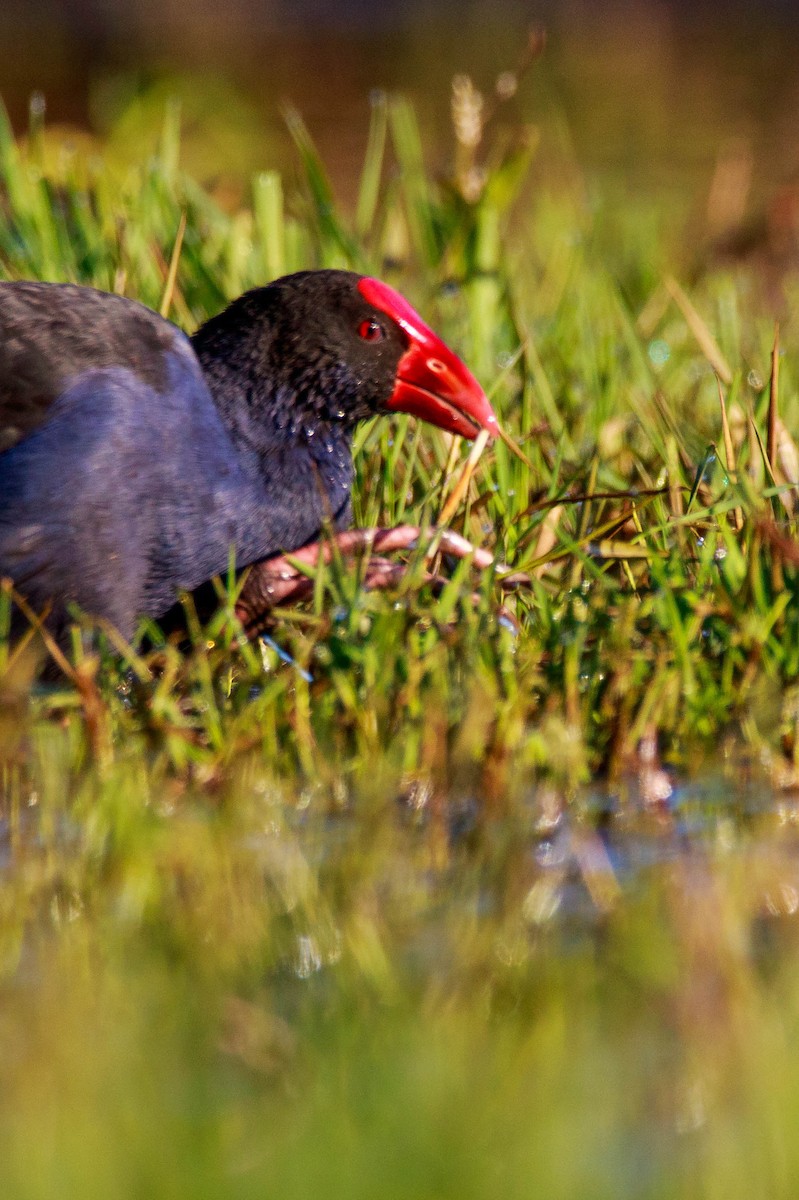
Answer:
[{"xmin": 233, "ymin": 525, "xmax": 525, "ymax": 636}]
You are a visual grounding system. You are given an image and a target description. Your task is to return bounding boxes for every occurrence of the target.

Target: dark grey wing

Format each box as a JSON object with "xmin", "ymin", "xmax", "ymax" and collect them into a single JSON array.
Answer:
[
  {"xmin": 0, "ymin": 282, "xmax": 180, "ymax": 452},
  {"xmin": 0, "ymin": 330, "xmax": 300, "ymax": 640}
]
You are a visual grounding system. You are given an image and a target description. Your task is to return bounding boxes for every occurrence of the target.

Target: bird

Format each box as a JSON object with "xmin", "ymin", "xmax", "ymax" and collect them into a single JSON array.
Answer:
[{"xmin": 0, "ymin": 269, "xmax": 497, "ymax": 644}]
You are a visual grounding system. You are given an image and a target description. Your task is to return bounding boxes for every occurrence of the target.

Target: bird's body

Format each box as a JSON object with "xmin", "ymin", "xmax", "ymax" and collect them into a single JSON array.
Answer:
[{"xmin": 0, "ymin": 271, "xmax": 496, "ymax": 641}]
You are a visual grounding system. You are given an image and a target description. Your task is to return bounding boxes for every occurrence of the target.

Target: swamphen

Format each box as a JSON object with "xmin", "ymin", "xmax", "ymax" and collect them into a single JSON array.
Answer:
[{"xmin": 0, "ymin": 270, "xmax": 497, "ymax": 642}]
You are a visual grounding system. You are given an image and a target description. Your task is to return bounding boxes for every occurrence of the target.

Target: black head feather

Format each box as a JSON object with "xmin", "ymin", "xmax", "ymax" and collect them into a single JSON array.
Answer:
[{"xmin": 191, "ymin": 269, "xmax": 409, "ymax": 451}]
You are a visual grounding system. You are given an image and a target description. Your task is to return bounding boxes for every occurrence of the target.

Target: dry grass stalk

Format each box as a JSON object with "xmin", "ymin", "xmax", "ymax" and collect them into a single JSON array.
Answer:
[
  {"xmin": 665, "ymin": 275, "xmax": 733, "ymax": 385},
  {"xmin": 747, "ymin": 408, "xmax": 782, "ymax": 513},
  {"xmin": 496, "ymin": 423, "xmax": 535, "ymax": 471},
  {"xmin": 160, "ymin": 210, "xmax": 187, "ymax": 319},
  {"xmin": 717, "ymin": 377, "xmax": 743, "ymax": 532},
  {"xmin": 666, "ymin": 437, "xmax": 685, "ymax": 520},
  {"xmin": 776, "ymin": 418, "xmax": 799, "ymax": 488},
  {"xmin": 531, "ymin": 504, "xmax": 564, "ymax": 577},
  {"xmin": 767, "ymin": 322, "xmax": 780, "ymax": 471},
  {"xmin": 437, "ymin": 428, "xmax": 491, "ymax": 527},
  {"xmin": 437, "ymin": 435, "xmax": 461, "ymax": 512},
  {"xmin": 2, "ymin": 579, "xmax": 71, "ymax": 680}
]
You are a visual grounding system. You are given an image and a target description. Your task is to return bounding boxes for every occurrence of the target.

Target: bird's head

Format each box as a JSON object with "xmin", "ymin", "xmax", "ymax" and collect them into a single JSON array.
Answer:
[{"xmin": 192, "ymin": 270, "xmax": 498, "ymax": 443}]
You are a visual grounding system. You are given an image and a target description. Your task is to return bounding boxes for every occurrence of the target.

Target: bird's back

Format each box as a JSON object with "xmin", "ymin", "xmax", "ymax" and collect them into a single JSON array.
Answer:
[
  {"xmin": 0, "ymin": 284, "xmax": 268, "ymax": 637},
  {"xmin": 0, "ymin": 282, "xmax": 181, "ymax": 453}
]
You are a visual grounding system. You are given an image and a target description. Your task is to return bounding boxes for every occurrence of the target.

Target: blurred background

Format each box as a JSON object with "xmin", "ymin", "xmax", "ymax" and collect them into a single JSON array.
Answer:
[{"xmin": 3, "ymin": 0, "xmax": 799, "ymax": 206}]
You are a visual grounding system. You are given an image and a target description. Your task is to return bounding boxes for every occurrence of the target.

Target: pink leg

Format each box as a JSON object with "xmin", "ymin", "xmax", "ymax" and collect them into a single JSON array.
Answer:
[{"xmin": 233, "ymin": 525, "xmax": 506, "ymax": 635}]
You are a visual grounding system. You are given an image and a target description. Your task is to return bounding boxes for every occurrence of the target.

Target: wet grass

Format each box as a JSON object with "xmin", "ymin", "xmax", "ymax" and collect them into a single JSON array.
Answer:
[{"xmin": 3, "ymin": 82, "xmax": 799, "ymax": 1197}]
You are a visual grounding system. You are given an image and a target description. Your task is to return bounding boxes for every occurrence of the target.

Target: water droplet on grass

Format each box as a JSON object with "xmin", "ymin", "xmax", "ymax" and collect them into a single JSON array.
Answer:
[{"xmin": 648, "ymin": 338, "xmax": 671, "ymax": 366}]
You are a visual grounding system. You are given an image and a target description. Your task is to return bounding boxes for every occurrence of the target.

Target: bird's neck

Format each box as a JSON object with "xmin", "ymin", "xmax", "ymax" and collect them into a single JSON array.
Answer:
[
  {"xmin": 255, "ymin": 418, "xmax": 355, "ymax": 534},
  {"xmin": 195, "ymin": 352, "xmax": 355, "ymax": 544}
]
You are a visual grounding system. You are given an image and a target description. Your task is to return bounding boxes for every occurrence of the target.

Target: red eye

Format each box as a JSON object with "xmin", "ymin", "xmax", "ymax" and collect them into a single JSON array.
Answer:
[{"xmin": 358, "ymin": 319, "xmax": 384, "ymax": 342}]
